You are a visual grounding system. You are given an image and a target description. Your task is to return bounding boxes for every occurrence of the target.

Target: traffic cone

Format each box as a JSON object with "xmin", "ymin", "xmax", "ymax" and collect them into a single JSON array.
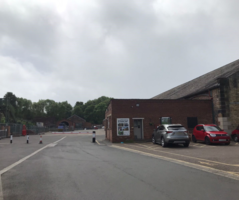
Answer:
[{"xmin": 39, "ymin": 135, "xmax": 43, "ymax": 144}]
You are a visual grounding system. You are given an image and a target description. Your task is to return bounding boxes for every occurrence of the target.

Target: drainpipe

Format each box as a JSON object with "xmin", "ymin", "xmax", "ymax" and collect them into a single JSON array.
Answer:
[{"xmin": 208, "ymin": 90, "xmax": 215, "ymax": 124}]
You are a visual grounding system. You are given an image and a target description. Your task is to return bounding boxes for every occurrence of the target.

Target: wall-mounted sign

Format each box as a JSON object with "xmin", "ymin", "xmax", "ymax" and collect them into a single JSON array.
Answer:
[
  {"xmin": 161, "ymin": 117, "xmax": 172, "ymax": 124},
  {"xmin": 117, "ymin": 118, "xmax": 130, "ymax": 136}
]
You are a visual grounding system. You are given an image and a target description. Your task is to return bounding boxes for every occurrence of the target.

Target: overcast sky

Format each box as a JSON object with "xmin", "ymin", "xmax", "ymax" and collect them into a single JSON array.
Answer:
[{"xmin": 0, "ymin": 0, "xmax": 239, "ymax": 105}]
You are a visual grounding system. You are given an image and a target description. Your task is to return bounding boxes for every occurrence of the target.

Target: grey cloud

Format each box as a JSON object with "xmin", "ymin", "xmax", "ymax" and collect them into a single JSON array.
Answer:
[{"xmin": 0, "ymin": 0, "xmax": 239, "ymax": 104}]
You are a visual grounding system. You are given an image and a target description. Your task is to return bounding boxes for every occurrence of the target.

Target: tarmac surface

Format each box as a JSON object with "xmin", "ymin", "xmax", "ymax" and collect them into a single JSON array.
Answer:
[{"xmin": 0, "ymin": 130, "xmax": 238, "ymax": 200}]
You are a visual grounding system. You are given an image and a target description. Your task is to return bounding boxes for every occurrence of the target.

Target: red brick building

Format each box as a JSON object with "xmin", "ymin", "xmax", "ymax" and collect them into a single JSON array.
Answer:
[
  {"xmin": 57, "ymin": 115, "xmax": 92, "ymax": 129},
  {"xmin": 104, "ymin": 99, "xmax": 213, "ymax": 143}
]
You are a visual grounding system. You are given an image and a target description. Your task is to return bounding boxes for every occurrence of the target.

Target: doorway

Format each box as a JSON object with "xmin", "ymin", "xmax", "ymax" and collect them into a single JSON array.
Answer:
[{"xmin": 134, "ymin": 119, "xmax": 143, "ymax": 140}]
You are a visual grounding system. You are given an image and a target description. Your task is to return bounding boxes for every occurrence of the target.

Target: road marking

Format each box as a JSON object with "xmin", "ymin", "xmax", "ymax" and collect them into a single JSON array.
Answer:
[
  {"xmin": 48, "ymin": 143, "xmax": 57, "ymax": 147},
  {"xmin": 0, "ymin": 137, "xmax": 66, "ymax": 200},
  {"xmin": 96, "ymin": 140, "xmax": 100, "ymax": 145},
  {"xmin": 111, "ymin": 145, "xmax": 239, "ymax": 180},
  {"xmin": 116, "ymin": 144, "xmax": 239, "ymax": 167},
  {"xmin": 0, "ymin": 137, "xmax": 66, "ymax": 175},
  {"xmin": 199, "ymin": 161, "xmax": 215, "ymax": 166}
]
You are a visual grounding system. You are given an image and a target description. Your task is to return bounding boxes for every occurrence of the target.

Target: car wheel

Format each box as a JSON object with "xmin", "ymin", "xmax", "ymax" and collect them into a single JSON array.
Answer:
[
  {"xmin": 192, "ymin": 135, "xmax": 197, "ymax": 143},
  {"xmin": 232, "ymin": 135, "xmax": 238, "ymax": 142},
  {"xmin": 205, "ymin": 137, "xmax": 211, "ymax": 145},
  {"xmin": 152, "ymin": 136, "xmax": 156, "ymax": 144},
  {"xmin": 161, "ymin": 137, "xmax": 167, "ymax": 148},
  {"xmin": 183, "ymin": 143, "xmax": 189, "ymax": 147}
]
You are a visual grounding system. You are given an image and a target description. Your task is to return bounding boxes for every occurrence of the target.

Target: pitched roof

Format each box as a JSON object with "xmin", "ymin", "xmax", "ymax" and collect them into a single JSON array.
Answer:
[
  {"xmin": 152, "ymin": 59, "xmax": 239, "ymax": 99},
  {"xmin": 67, "ymin": 114, "xmax": 86, "ymax": 121}
]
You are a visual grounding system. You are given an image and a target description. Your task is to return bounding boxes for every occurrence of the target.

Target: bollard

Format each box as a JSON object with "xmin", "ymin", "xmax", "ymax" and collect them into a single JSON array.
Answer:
[
  {"xmin": 92, "ymin": 131, "xmax": 96, "ymax": 143},
  {"xmin": 39, "ymin": 135, "xmax": 43, "ymax": 144},
  {"xmin": 26, "ymin": 134, "xmax": 29, "ymax": 144},
  {"xmin": 10, "ymin": 134, "xmax": 13, "ymax": 144}
]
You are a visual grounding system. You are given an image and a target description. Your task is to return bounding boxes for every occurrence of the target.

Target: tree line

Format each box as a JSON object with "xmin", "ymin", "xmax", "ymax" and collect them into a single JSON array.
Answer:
[{"xmin": 0, "ymin": 92, "xmax": 111, "ymax": 125}]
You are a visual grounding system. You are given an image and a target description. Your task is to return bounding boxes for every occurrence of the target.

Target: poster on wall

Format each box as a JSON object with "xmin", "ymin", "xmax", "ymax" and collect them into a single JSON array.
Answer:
[{"xmin": 117, "ymin": 118, "xmax": 130, "ymax": 136}]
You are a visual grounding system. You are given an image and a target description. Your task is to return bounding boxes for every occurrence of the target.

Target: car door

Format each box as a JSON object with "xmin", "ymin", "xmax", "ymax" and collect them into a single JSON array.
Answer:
[
  {"xmin": 160, "ymin": 126, "xmax": 166, "ymax": 142},
  {"xmin": 154, "ymin": 127, "xmax": 160, "ymax": 142},
  {"xmin": 196, "ymin": 126, "xmax": 204, "ymax": 141},
  {"xmin": 155, "ymin": 126, "xmax": 162, "ymax": 143}
]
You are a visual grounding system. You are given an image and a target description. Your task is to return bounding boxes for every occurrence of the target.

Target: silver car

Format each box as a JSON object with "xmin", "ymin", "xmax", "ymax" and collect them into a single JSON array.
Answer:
[{"xmin": 152, "ymin": 124, "xmax": 190, "ymax": 147}]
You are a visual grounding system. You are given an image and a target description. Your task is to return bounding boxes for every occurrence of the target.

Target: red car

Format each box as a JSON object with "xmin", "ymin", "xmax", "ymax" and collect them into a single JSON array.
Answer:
[
  {"xmin": 192, "ymin": 124, "xmax": 230, "ymax": 145},
  {"xmin": 231, "ymin": 126, "xmax": 239, "ymax": 142}
]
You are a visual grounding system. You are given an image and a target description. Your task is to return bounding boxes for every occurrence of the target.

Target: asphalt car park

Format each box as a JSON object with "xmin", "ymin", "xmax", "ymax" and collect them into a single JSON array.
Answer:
[{"xmin": 111, "ymin": 140, "xmax": 239, "ymax": 179}]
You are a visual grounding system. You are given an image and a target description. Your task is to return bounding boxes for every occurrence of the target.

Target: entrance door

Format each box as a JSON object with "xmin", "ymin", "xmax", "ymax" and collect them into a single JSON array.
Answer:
[{"xmin": 134, "ymin": 119, "xmax": 142, "ymax": 140}]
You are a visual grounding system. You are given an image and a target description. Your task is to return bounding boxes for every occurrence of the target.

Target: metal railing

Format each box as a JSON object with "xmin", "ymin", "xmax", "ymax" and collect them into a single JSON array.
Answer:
[
  {"xmin": 0, "ymin": 124, "xmax": 7, "ymax": 139},
  {"xmin": 9, "ymin": 123, "xmax": 23, "ymax": 137},
  {"xmin": 27, "ymin": 126, "xmax": 49, "ymax": 135}
]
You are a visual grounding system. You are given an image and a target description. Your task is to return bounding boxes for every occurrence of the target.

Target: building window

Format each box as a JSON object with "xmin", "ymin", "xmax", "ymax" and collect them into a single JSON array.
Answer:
[{"xmin": 187, "ymin": 117, "xmax": 198, "ymax": 128}]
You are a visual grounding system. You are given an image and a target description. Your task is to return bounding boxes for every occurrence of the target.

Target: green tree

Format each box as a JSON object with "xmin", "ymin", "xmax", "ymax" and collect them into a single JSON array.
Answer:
[
  {"xmin": 57, "ymin": 101, "xmax": 72, "ymax": 120},
  {"xmin": 0, "ymin": 112, "xmax": 5, "ymax": 123},
  {"xmin": 73, "ymin": 105, "xmax": 84, "ymax": 118}
]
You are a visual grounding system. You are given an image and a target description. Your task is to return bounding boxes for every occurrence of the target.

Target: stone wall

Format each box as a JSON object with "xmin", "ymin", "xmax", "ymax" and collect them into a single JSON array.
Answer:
[{"xmin": 228, "ymin": 71, "xmax": 239, "ymax": 132}]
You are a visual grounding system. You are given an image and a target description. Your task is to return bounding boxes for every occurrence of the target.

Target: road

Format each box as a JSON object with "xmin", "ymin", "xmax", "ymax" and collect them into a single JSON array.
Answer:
[{"xmin": 0, "ymin": 132, "xmax": 238, "ymax": 200}]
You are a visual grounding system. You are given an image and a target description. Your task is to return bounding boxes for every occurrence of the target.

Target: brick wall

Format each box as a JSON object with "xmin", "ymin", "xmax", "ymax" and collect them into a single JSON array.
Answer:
[{"xmin": 106, "ymin": 99, "xmax": 213, "ymax": 143}]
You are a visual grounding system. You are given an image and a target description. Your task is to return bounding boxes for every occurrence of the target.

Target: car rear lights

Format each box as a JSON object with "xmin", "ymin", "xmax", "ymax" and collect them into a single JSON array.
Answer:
[{"xmin": 166, "ymin": 131, "xmax": 173, "ymax": 134}]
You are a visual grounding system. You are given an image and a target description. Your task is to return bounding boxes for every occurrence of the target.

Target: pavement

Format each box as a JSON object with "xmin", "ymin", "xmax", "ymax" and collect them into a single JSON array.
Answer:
[{"xmin": 0, "ymin": 130, "xmax": 238, "ymax": 200}]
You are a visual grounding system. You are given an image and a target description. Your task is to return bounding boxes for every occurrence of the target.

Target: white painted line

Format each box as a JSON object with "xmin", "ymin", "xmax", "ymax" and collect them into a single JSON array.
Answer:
[
  {"xmin": 96, "ymin": 140, "xmax": 100, "ymax": 145},
  {"xmin": 111, "ymin": 145, "xmax": 239, "ymax": 181},
  {"xmin": 0, "ymin": 175, "xmax": 3, "ymax": 200},
  {"xmin": 0, "ymin": 137, "xmax": 66, "ymax": 175}
]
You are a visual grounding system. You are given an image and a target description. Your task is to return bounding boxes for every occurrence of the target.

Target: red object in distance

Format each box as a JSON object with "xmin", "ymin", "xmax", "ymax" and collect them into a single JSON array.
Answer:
[{"xmin": 22, "ymin": 125, "xmax": 26, "ymax": 136}]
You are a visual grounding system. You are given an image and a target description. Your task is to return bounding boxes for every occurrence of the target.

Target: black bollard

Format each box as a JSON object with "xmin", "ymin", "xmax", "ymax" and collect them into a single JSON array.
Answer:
[
  {"xmin": 92, "ymin": 131, "xmax": 96, "ymax": 143},
  {"xmin": 10, "ymin": 134, "xmax": 13, "ymax": 143},
  {"xmin": 26, "ymin": 134, "xmax": 29, "ymax": 144}
]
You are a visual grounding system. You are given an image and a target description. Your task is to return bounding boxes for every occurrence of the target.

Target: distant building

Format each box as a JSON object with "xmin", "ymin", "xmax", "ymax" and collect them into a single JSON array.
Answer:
[
  {"xmin": 152, "ymin": 59, "xmax": 239, "ymax": 134},
  {"xmin": 57, "ymin": 114, "xmax": 92, "ymax": 129},
  {"xmin": 36, "ymin": 122, "xmax": 44, "ymax": 127}
]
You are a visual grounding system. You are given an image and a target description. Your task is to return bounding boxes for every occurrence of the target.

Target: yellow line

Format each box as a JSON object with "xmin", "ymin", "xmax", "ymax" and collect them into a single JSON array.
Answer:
[
  {"xmin": 96, "ymin": 140, "xmax": 100, "ymax": 145},
  {"xmin": 111, "ymin": 145, "xmax": 239, "ymax": 180},
  {"xmin": 115, "ymin": 144, "xmax": 239, "ymax": 167}
]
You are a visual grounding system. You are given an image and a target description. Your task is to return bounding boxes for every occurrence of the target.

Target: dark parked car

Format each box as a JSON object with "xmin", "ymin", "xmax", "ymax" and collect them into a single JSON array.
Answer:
[
  {"xmin": 192, "ymin": 124, "xmax": 230, "ymax": 145},
  {"xmin": 152, "ymin": 124, "xmax": 190, "ymax": 147}
]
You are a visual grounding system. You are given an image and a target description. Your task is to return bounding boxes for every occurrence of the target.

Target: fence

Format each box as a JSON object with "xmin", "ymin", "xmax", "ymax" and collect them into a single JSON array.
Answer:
[
  {"xmin": 27, "ymin": 126, "xmax": 49, "ymax": 135},
  {"xmin": 0, "ymin": 124, "xmax": 7, "ymax": 139},
  {"xmin": 9, "ymin": 123, "xmax": 23, "ymax": 137}
]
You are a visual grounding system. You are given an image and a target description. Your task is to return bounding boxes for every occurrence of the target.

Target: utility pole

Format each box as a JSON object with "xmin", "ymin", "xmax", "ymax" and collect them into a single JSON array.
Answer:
[{"xmin": 6, "ymin": 98, "xmax": 8, "ymax": 124}]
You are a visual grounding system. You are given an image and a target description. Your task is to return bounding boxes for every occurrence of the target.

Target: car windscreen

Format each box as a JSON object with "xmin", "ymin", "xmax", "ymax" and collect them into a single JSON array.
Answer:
[
  {"xmin": 167, "ymin": 126, "xmax": 186, "ymax": 131},
  {"xmin": 204, "ymin": 126, "xmax": 222, "ymax": 132}
]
